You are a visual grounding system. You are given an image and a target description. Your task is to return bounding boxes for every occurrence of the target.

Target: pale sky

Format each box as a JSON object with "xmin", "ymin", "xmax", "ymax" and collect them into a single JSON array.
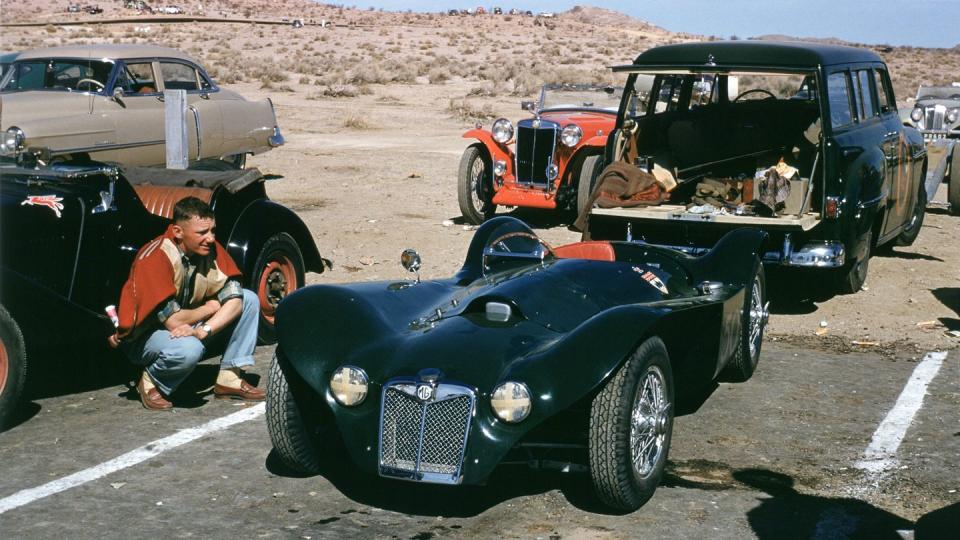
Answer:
[{"xmin": 348, "ymin": 1, "xmax": 959, "ymax": 49}]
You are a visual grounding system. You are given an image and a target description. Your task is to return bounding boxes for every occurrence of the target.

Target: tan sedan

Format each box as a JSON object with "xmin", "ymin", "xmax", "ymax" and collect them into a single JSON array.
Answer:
[{"xmin": 0, "ymin": 44, "xmax": 283, "ymax": 167}]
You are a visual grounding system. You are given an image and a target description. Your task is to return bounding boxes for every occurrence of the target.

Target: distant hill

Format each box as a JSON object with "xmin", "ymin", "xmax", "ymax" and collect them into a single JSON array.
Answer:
[{"xmin": 562, "ymin": 5, "xmax": 666, "ymax": 33}]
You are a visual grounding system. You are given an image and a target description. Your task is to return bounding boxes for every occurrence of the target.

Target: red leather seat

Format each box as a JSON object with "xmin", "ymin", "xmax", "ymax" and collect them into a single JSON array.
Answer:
[
  {"xmin": 553, "ymin": 241, "xmax": 616, "ymax": 262},
  {"xmin": 133, "ymin": 185, "xmax": 213, "ymax": 219}
]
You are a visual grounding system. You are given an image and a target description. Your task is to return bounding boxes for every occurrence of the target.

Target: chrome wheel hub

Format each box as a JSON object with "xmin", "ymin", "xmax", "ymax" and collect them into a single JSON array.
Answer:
[
  {"xmin": 630, "ymin": 365, "xmax": 669, "ymax": 478},
  {"xmin": 747, "ymin": 277, "xmax": 767, "ymax": 357},
  {"xmin": 266, "ymin": 269, "xmax": 288, "ymax": 307}
]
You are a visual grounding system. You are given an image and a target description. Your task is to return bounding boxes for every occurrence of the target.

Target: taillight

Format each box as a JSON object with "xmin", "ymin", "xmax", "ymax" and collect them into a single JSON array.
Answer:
[{"xmin": 825, "ymin": 196, "xmax": 842, "ymax": 219}]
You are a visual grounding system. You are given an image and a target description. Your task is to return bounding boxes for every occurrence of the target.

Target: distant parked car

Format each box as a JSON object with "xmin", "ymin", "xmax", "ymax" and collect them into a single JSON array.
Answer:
[
  {"xmin": 475, "ymin": 6, "xmax": 486, "ymax": 14},
  {"xmin": 85, "ymin": 5, "xmax": 103, "ymax": 14},
  {"xmin": 0, "ymin": 52, "xmax": 16, "ymax": 81},
  {"xmin": 0, "ymin": 44, "xmax": 284, "ymax": 168},
  {"xmin": 66, "ymin": 3, "xmax": 81, "ymax": 12},
  {"xmin": 900, "ymin": 84, "xmax": 960, "ymax": 213},
  {"xmin": 458, "ymin": 83, "xmax": 620, "ymax": 224},
  {"xmin": 492, "ymin": 6, "xmax": 502, "ymax": 14},
  {"xmin": 508, "ymin": 8, "xmax": 520, "ymax": 15}
]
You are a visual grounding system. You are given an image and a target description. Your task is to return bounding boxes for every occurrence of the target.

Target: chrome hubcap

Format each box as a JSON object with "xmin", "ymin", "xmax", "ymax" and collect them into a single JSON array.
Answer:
[
  {"xmin": 630, "ymin": 365, "xmax": 669, "ymax": 478},
  {"xmin": 265, "ymin": 268, "xmax": 288, "ymax": 307},
  {"xmin": 747, "ymin": 276, "xmax": 767, "ymax": 358}
]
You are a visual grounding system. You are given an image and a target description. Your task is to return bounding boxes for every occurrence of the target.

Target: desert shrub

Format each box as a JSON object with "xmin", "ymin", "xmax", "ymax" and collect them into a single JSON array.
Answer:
[
  {"xmin": 342, "ymin": 114, "xmax": 370, "ymax": 129},
  {"xmin": 427, "ymin": 67, "xmax": 450, "ymax": 84},
  {"xmin": 447, "ymin": 98, "xmax": 495, "ymax": 122}
]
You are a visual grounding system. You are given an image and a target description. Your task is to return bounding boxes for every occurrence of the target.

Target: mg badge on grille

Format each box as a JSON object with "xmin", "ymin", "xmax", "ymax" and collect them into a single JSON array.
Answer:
[
  {"xmin": 416, "ymin": 384, "xmax": 434, "ymax": 401},
  {"xmin": 532, "ymin": 119, "xmax": 541, "ymax": 129}
]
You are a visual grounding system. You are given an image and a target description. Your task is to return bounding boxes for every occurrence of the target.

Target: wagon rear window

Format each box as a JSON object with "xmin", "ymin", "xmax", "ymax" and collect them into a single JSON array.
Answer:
[{"xmin": 0, "ymin": 59, "xmax": 112, "ymax": 93}]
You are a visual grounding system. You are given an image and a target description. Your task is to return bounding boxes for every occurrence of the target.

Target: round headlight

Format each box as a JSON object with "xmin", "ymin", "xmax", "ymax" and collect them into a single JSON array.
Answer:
[
  {"xmin": 491, "ymin": 381, "xmax": 531, "ymax": 423},
  {"xmin": 491, "ymin": 118, "xmax": 514, "ymax": 144},
  {"xmin": 910, "ymin": 107, "xmax": 923, "ymax": 123},
  {"xmin": 330, "ymin": 365, "xmax": 368, "ymax": 406},
  {"xmin": 560, "ymin": 124, "xmax": 582, "ymax": 147},
  {"xmin": 3, "ymin": 127, "xmax": 25, "ymax": 153},
  {"xmin": 948, "ymin": 108, "xmax": 959, "ymax": 124}
]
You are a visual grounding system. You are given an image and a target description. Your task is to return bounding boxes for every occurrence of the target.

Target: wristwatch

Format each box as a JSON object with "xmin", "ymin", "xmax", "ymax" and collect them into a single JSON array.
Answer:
[{"xmin": 201, "ymin": 323, "xmax": 213, "ymax": 338}]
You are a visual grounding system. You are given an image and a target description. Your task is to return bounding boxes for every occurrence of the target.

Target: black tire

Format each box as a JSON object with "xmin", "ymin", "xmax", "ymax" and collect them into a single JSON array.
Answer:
[
  {"xmin": 266, "ymin": 353, "xmax": 322, "ymax": 474},
  {"xmin": 721, "ymin": 263, "xmax": 766, "ymax": 382},
  {"xmin": 457, "ymin": 144, "xmax": 496, "ymax": 225},
  {"xmin": 835, "ymin": 231, "xmax": 871, "ymax": 295},
  {"xmin": 248, "ymin": 233, "xmax": 305, "ymax": 344},
  {"xmin": 896, "ymin": 180, "xmax": 926, "ymax": 246},
  {"xmin": 589, "ymin": 336, "xmax": 674, "ymax": 511},
  {"xmin": 0, "ymin": 304, "xmax": 27, "ymax": 431},
  {"xmin": 949, "ymin": 145, "xmax": 960, "ymax": 216},
  {"xmin": 576, "ymin": 154, "xmax": 604, "ymax": 216}
]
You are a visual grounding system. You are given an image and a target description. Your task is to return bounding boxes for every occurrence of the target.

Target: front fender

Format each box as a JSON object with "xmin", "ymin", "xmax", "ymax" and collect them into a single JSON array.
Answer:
[
  {"xmin": 580, "ymin": 134, "xmax": 607, "ymax": 148},
  {"xmin": 462, "ymin": 129, "xmax": 513, "ymax": 163},
  {"xmin": 225, "ymin": 199, "xmax": 326, "ymax": 278}
]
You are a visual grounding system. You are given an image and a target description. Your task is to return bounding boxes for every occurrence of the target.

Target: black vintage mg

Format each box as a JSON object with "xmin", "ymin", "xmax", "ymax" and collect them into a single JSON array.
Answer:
[
  {"xmin": 267, "ymin": 216, "xmax": 768, "ymax": 511},
  {"xmin": 0, "ymin": 163, "xmax": 327, "ymax": 428}
]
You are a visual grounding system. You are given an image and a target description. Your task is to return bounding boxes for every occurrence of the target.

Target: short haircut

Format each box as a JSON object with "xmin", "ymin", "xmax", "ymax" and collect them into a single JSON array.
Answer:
[{"xmin": 172, "ymin": 196, "xmax": 215, "ymax": 223}]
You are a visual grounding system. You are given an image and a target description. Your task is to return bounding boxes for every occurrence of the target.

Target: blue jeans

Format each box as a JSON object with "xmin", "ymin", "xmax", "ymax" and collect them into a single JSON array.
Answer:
[{"xmin": 135, "ymin": 290, "xmax": 259, "ymax": 396}]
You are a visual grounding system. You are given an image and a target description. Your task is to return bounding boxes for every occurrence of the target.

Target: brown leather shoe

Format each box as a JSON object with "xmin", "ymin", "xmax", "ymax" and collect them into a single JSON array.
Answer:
[
  {"xmin": 213, "ymin": 380, "xmax": 266, "ymax": 401},
  {"xmin": 138, "ymin": 378, "xmax": 173, "ymax": 411}
]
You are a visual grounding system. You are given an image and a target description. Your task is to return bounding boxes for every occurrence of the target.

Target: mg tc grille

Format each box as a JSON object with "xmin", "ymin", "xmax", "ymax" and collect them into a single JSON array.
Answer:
[
  {"xmin": 378, "ymin": 381, "xmax": 475, "ymax": 484},
  {"xmin": 924, "ymin": 106, "xmax": 945, "ymax": 132},
  {"xmin": 515, "ymin": 119, "xmax": 558, "ymax": 185}
]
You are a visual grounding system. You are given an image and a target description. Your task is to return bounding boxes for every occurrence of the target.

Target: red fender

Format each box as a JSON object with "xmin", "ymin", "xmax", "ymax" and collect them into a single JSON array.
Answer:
[{"xmin": 462, "ymin": 129, "xmax": 514, "ymax": 163}]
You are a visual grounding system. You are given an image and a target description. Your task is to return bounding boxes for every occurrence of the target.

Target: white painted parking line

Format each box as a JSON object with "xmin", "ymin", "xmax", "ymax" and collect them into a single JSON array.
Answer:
[
  {"xmin": 0, "ymin": 403, "xmax": 265, "ymax": 515},
  {"xmin": 855, "ymin": 351, "xmax": 947, "ymax": 475}
]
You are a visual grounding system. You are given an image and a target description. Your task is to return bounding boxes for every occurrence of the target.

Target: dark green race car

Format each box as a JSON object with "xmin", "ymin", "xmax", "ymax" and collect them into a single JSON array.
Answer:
[{"xmin": 266, "ymin": 217, "xmax": 768, "ymax": 511}]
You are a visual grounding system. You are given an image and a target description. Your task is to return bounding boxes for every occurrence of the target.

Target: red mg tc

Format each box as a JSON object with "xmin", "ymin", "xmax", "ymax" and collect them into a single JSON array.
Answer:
[{"xmin": 457, "ymin": 84, "xmax": 620, "ymax": 224}]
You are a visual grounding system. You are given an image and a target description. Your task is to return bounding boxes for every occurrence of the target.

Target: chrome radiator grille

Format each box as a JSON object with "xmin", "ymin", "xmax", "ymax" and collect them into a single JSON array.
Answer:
[
  {"xmin": 515, "ymin": 119, "xmax": 558, "ymax": 185},
  {"xmin": 924, "ymin": 105, "xmax": 945, "ymax": 132},
  {"xmin": 378, "ymin": 381, "xmax": 475, "ymax": 484}
]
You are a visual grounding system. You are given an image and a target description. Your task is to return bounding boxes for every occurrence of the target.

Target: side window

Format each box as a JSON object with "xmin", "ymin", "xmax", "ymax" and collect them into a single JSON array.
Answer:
[
  {"xmin": 125, "ymin": 62, "xmax": 157, "ymax": 94},
  {"xmin": 653, "ymin": 75, "xmax": 684, "ymax": 113},
  {"xmin": 827, "ymin": 72, "xmax": 855, "ymax": 129},
  {"xmin": 873, "ymin": 69, "xmax": 894, "ymax": 114},
  {"xmin": 856, "ymin": 70, "xmax": 876, "ymax": 120},
  {"xmin": 160, "ymin": 62, "xmax": 199, "ymax": 91}
]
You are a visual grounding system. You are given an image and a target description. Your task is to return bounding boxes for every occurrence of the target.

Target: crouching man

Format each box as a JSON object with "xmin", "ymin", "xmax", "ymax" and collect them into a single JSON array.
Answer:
[{"xmin": 108, "ymin": 196, "xmax": 265, "ymax": 410}]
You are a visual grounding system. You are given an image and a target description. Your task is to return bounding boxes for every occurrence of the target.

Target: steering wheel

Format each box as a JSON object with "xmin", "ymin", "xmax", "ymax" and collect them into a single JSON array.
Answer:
[
  {"xmin": 734, "ymin": 88, "xmax": 777, "ymax": 102},
  {"xmin": 488, "ymin": 231, "xmax": 555, "ymax": 259},
  {"xmin": 76, "ymin": 78, "xmax": 105, "ymax": 92}
]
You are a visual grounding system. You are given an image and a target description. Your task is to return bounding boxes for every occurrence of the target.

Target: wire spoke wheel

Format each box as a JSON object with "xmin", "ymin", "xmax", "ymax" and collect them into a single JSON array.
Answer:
[{"xmin": 630, "ymin": 366, "xmax": 669, "ymax": 478}]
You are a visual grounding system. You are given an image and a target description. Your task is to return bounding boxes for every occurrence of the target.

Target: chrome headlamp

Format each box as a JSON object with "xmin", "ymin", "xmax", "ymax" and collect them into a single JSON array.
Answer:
[
  {"xmin": 490, "ymin": 381, "xmax": 531, "ymax": 423},
  {"xmin": 910, "ymin": 107, "xmax": 923, "ymax": 123},
  {"xmin": 330, "ymin": 365, "xmax": 368, "ymax": 406},
  {"xmin": 491, "ymin": 118, "xmax": 514, "ymax": 143},
  {"xmin": 560, "ymin": 124, "xmax": 582, "ymax": 147},
  {"xmin": 948, "ymin": 108, "xmax": 959, "ymax": 124},
  {"xmin": 2, "ymin": 127, "xmax": 25, "ymax": 155}
]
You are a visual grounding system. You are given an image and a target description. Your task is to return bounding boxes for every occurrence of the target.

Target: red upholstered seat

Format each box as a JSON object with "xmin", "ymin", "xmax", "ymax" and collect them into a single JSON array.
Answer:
[
  {"xmin": 553, "ymin": 241, "xmax": 616, "ymax": 262},
  {"xmin": 133, "ymin": 185, "xmax": 213, "ymax": 219}
]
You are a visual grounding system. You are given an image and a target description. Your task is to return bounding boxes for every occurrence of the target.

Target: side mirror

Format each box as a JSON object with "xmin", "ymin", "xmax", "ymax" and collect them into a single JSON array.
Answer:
[
  {"xmin": 401, "ymin": 249, "xmax": 421, "ymax": 283},
  {"xmin": 112, "ymin": 87, "xmax": 126, "ymax": 107},
  {"xmin": 521, "ymin": 100, "xmax": 536, "ymax": 112}
]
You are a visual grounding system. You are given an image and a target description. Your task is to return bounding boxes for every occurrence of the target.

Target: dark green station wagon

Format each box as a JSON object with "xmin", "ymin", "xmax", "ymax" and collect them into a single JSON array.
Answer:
[{"xmin": 581, "ymin": 41, "xmax": 927, "ymax": 294}]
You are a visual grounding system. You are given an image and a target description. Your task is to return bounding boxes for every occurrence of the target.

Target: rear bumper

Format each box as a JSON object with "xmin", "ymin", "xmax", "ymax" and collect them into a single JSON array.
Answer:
[{"xmin": 641, "ymin": 236, "xmax": 845, "ymax": 268}]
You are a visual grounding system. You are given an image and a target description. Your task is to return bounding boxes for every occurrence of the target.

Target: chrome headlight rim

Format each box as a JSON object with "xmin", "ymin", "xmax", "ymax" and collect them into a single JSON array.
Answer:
[
  {"xmin": 909, "ymin": 107, "xmax": 923, "ymax": 123},
  {"xmin": 490, "ymin": 380, "xmax": 532, "ymax": 423},
  {"xmin": 560, "ymin": 124, "xmax": 582, "ymax": 147},
  {"xmin": 2, "ymin": 126, "xmax": 25, "ymax": 155},
  {"xmin": 330, "ymin": 365, "xmax": 369, "ymax": 407},
  {"xmin": 947, "ymin": 108, "xmax": 959, "ymax": 124},
  {"xmin": 491, "ymin": 118, "xmax": 514, "ymax": 144}
]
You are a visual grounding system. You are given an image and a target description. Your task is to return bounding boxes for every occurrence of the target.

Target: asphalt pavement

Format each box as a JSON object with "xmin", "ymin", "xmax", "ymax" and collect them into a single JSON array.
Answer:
[{"xmin": 0, "ymin": 342, "xmax": 956, "ymax": 539}]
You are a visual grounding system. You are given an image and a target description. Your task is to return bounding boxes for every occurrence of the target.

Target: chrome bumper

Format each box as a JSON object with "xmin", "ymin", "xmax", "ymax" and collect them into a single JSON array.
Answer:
[
  {"xmin": 638, "ymin": 235, "xmax": 845, "ymax": 268},
  {"xmin": 268, "ymin": 126, "xmax": 285, "ymax": 147}
]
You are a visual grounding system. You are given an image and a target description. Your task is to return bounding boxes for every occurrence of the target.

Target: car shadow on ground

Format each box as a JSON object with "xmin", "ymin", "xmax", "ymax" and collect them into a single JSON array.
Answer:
[
  {"xmin": 765, "ymin": 268, "xmax": 834, "ymax": 315},
  {"xmin": 874, "ymin": 246, "xmax": 944, "ymax": 262},
  {"xmin": 930, "ymin": 287, "xmax": 960, "ymax": 331}
]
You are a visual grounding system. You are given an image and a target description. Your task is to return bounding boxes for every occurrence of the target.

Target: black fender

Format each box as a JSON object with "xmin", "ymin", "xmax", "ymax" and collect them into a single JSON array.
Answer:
[{"xmin": 225, "ymin": 199, "xmax": 327, "ymax": 279}]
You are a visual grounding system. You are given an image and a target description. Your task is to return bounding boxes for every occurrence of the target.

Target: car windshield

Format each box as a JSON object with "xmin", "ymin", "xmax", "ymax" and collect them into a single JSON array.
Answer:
[
  {"xmin": 916, "ymin": 86, "xmax": 960, "ymax": 101},
  {"xmin": 0, "ymin": 59, "xmax": 113, "ymax": 93},
  {"xmin": 540, "ymin": 84, "xmax": 622, "ymax": 111}
]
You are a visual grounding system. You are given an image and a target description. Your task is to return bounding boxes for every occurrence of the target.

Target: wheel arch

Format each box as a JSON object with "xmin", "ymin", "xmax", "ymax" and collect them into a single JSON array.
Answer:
[{"xmin": 225, "ymin": 200, "xmax": 328, "ymax": 281}]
